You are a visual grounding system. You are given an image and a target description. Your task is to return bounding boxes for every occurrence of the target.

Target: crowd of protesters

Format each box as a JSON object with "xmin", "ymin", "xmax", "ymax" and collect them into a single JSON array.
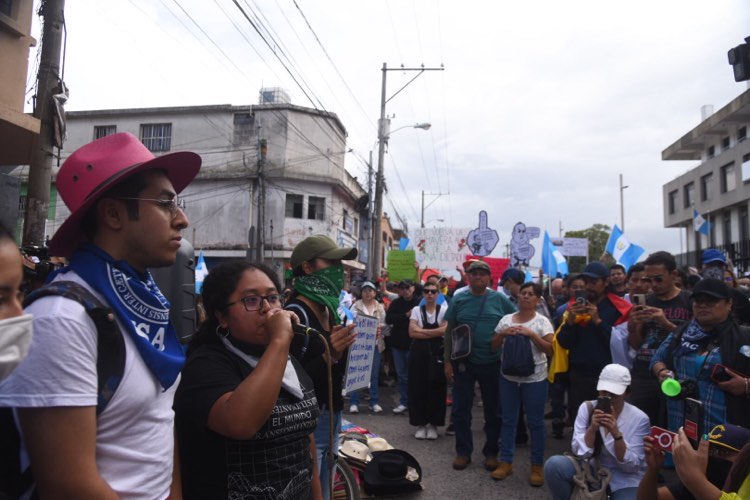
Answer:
[{"xmin": 0, "ymin": 132, "xmax": 749, "ymax": 499}]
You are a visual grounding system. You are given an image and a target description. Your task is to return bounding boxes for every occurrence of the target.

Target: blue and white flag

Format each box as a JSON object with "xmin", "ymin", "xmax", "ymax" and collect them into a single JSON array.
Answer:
[
  {"xmin": 524, "ymin": 269, "xmax": 535, "ymax": 283},
  {"xmin": 605, "ymin": 225, "xmax": 645, "ymax": 271},
  {"xmin": 541, "ymin": 231, "xmax": 569, "ymax": 277},
  {"xmin": 693, "ymin": 209, "xmax": 710, "ymax": 236},
  {"xmin": 195, "ymin": 250, "xmax": 208, "ymax": 294}
]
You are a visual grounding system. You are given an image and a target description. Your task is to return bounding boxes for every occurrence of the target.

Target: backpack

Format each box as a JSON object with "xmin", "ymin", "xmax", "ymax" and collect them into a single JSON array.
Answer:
[
  {"xmin": 0, "ymin": 281, "xmax": 125, "ymax": 499},
  {"xmin": 501, "ymin": 334, "xmax": 535, "ymax": 377}
]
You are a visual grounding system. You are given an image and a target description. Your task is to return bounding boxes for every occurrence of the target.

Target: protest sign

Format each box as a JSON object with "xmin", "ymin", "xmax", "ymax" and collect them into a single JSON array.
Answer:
[
  {"xmin": 344, "ymin": 313, "xmax": 378, "ymax": 394},
  {"xmin": 465, "ymin": 255, "xmax": 510, "ymax": 288},
  {"xmin": 412, "ymin": 227, "xmax": 472, "ymax": 278},
  {"xmin": 466, "ymin": 210, "xmax": 499, "ymax": 257},
  {"xmin": 509, "ymin": 222, "xmax": 540, "ymax": 267},
  {"xmin": 387, "ymin": 250, "xmax": 417, "ymax": 282}
]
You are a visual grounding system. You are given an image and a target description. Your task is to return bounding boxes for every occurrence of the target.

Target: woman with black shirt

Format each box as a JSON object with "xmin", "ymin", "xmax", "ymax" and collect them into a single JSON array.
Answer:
[{"xmin": 175, "ymin": 261, "xmax": 321, "ymax": 499}]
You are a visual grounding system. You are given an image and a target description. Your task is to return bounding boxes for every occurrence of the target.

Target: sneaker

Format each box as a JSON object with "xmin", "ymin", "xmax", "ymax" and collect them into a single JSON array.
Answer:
[
  {"xmin": 490, "ymin": 462, "xmax": 513, "ymax": 481},
  {"xmin": 415, "ymin": 426, "xmax": 426, "ymax": 439},
  {"xmin": 529, "ymin": 464, "xmax": 544, "ymax": 487},
  {"xmin": 452, "ymin": 455, "xmax": 471, "ymax": 470},
  {"xmin": 426, "ymin": 424, "xmax": 438, "ymax": 440},
  {"xmin": 349, "ymin": 404, "xmax": 358, "ymax": 414},
  {"xmin": 370, "ymin": 404, "xmax": 383, "ymax": 413},
  {"xmin": 483, "ymin": 456, "xmax": 499, "ymax": 471},
  {"xmin": 392, "ymin": 404, "xmax": 408, "ymax": 415},
  {"xmin": 445, "ymin": 423, "xmax": 455, "ymax": 436},
  {"xmin": 552, "ymin": 418, "xmax": 565, "ymax": 439}
]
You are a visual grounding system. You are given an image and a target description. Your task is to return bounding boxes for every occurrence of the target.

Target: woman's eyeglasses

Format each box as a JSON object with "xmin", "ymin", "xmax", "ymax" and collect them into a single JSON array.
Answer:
[
  {"xmin": 423, "ymin": 289, "xmax": 438, "ymax": 295},
  {"xmin": 226, "ymin": 294, "xmax": 284, "ymax": 311}
]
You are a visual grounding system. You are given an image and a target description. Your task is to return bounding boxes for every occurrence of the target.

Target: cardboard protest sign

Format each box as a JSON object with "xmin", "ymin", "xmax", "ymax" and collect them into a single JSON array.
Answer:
[
  {"xmin": 466, "ymin": 211, "xmax": 499, "ymax": 257},
  {"xmin": 412, "ymin": 227, "xmax": 472, "ymax": 278},
  {"xmin": 509, "ymin": 222, "xmax": 540, "ymax": 267},
  {"xmin": 387, "ymin": 250, "xmax": 417, "ymax": 282},
  {"xmin": 465, "ymin": 255, "xmax": 510, "ymax": 288},
  {"xmin": 344, "ymin": 313, "xmax": 378, "ymax": 394}
]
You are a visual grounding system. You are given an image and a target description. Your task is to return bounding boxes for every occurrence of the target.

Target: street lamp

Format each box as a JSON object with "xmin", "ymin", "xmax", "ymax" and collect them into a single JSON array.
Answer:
[{"xmin": 370, "ymin": 121, "xmax": 431, "ymax": 278}]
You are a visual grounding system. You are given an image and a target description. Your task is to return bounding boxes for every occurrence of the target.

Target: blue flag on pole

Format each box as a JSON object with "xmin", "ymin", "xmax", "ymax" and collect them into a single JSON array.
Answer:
[
  {"xmin": 542, "ymin": 231, "xmax": 569, "ymax": 277},
  {"xmin": 524, "ymin": 269, "xmax": 535, "ymax": 283},
  {"xmin": 195, "ymin": 250, "xmax": 208, "ymax": 294},
  {"xmin": 693, "ymin": 209, "xmax": 710, "ymax": 236},
  {"xmin": 605, "ymin": 225, "xmax": 645, "ymax": 271}
]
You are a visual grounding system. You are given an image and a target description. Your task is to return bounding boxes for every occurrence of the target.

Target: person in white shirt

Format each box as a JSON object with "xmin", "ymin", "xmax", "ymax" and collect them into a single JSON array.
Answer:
[{"xmin": 543, "ymin": 363, "xmax": 650, "ymax": 500}]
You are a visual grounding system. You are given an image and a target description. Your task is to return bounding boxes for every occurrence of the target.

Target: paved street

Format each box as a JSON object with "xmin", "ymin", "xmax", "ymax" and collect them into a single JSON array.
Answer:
[{"xmin": 345, "ymin": 384, "xmax": 570, "ymax": 499}]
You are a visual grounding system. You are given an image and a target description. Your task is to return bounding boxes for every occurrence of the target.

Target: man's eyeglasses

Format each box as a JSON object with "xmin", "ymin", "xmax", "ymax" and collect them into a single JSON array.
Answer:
[
  {"xmin": 423, "ymin": 289, "xmax": 438, "ymax": 295},
  {"xmin": 692, "ymin": 296, "xmax": 722, "ymax": 307},
  {"xmin": 226, "ymin": 294, "xmax": 285, "ymax": 311},
  {"xmin": 118, "ymin": 197, "xmax": 183, "ymax": 219}
]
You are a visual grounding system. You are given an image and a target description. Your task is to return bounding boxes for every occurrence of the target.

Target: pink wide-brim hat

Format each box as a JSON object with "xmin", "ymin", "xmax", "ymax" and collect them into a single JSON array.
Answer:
[{"xmin": 49, "ymin": 132, "xmax": 201, "ymax": 257}]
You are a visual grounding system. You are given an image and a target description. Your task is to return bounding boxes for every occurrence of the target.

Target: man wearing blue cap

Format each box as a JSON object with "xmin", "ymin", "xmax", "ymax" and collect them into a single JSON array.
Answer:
[{"xmin": 557, "ymin": 262, "xmax": 632, "ymax": 420}]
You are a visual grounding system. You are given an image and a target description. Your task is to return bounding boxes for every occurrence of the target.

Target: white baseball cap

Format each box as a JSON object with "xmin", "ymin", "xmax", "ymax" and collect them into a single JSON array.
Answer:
[{"xmin": 597, "ymin": 364, "xmax": 631, "ymax": 395}]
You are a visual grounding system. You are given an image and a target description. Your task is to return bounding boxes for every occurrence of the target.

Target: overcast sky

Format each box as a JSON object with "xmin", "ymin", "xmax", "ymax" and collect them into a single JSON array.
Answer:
[{"xmin": 29, "ymin": 0, "xmax": 750, "ymax": 267}]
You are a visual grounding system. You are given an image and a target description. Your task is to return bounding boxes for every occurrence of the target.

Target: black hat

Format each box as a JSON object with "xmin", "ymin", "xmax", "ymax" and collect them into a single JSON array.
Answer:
[
  {"xmin": 363, "ymin": 449, "xmax": 422, "ymax": 496},
  {"xmin": 398, "ymin": 279, "xmax": 415, "ymax": 288},
  {"xmin": 581, "ymin": 262, "xmax": 609, "ymax": 279},
  {"xmin": 500, "ymin": 267, "xmax": 524, "ymax": 284},
  {"xmin": 690, "ymin": 278, "xmax": 731, "ymax": 300}
]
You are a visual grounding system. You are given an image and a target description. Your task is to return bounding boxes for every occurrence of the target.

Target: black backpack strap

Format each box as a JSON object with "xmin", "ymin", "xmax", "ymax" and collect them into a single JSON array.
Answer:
[{"xmin": 23, "ymin": 281, "xmax": 125, "ymax": 415}]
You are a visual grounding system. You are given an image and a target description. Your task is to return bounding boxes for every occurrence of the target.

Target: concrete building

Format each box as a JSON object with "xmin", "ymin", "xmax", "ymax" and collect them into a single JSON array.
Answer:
[
  {"xmin": 662, "ymin": 88, "xmax": 750, "ymax": 270},
  {"xmin": 0, "ymin": 0, "xmax": 39, "ymax": 166},
  {"xmin": 15, "ymin": 94, "xmax": 374, "ymax": 281}
]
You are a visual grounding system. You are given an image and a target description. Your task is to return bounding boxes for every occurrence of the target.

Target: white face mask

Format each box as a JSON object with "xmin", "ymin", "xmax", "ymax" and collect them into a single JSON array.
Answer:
[{"xmin": 0, "ymin": 313, "xmax": 33, "ymax": 382}]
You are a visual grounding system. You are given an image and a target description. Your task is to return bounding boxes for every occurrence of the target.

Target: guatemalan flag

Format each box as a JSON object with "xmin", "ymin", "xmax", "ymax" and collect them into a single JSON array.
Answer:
[
  {"xmin": 605, "ymin": 225, "xmax": 645, "ymax": 271},
  {"xmin": 693, "ymin": 209, "xmax": 711, "ymax": 236},
  {"xmin": 195, "ymin": 250, "xmax": 208, "ymax": 294},
  {"xmin": 542, "ymin": 231, "xmax": 569, "ymax": 277}
]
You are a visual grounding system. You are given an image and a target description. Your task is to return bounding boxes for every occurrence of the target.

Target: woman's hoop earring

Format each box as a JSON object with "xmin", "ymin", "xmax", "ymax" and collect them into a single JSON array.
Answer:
[{"xmin": 216, "ymin": 325, "xmax": 230, "ymax": 338}]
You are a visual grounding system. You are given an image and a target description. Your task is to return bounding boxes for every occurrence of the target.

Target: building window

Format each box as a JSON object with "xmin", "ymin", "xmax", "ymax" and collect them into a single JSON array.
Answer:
[
  {"xmin": 668, "ymin": 190, "xmax": 678, "ymax": 215},
  {"xmin": 233, "ymin": 113, "xmax": 255, "ymax": 145},
  {"xmin": 353, "ymin": 217, "xmax": 359, "ymax": 237},
  {"xmin": 741, "ymin": 205, "xmax": 749, "ymax": 243},
  {"xmin": 700, "ymin": 173, "xmax": 713, "ymax": 202},
  {"xmin": 308, "ymin": 197, "xmax": 325, "ymax": 220},
  {"xmin": 723, "ymin": 211, "xmax": 732, "ymax": 246},
  {"xmin": 722, "ymin": 136, "xmax": 731, "ymax": 151},
  {"xmin": 739, "ymin": 126, "xmax": 747, "ymax": 142},
  {"xmin": 707, "ymin": 145, "xmax": 715, "ymax": 158},
  {"xmin": 683, "ymin": 182, "xmax": 694, "ymax": 209},
  {"xmin": 720, "ymin": 163, "xmax": 736, "ymax": 193},
  {"xmin": 140, "ymin": 123, "xmax": 172, "ymax": 152},
  {"xmin": 94, "ymin": 125, "xmax": 116, "ymax": 140},
  {"xmin": 743, "ymin": 154, "xmax": 750, "ymax": 183},
  {"xmin": 285, "ymin": 194, "xmax": 303, "ymax": 219},
  {"xmin": 0, "ymin": 0, "xmax": 13, "ymax": 17}
]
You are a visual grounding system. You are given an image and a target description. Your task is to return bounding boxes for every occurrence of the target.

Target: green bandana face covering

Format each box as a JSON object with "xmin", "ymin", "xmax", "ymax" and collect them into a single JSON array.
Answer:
[{"xmin": 294, "ymin": 263, "xmax": 345, "ymax": 325}]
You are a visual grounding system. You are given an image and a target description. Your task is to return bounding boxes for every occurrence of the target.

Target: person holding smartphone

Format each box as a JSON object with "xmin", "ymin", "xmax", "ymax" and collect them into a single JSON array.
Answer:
[{"xmin": 544, "ymin": 364, "xmax": 650, "ymax": 500}]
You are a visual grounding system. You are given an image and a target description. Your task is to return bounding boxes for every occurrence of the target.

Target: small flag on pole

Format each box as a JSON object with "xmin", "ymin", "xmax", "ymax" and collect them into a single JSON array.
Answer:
[
  {"xmin": 605, "ymin": 225, "xmax": 645, "ymax": 271},
  {"xmin": 195, "ymin": 250, "xmax": 208, "ymax": 294},
  {"xmin": 693, "ymin": 209, "xmax": 710, "ymax": 236},
  {"xmin": 541, "ymin": 231, "xmax": 569, "ymax": 277}
]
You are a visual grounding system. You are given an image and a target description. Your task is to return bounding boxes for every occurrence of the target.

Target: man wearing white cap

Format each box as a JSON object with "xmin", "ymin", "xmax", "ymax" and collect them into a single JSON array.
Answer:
[
  {"xmin": 0, "ymin": 133, "xmax": 201, "ymax": 499},
  {"xmin": 544, "ymin": 363, "xmax": 650, "ymax": 500}
]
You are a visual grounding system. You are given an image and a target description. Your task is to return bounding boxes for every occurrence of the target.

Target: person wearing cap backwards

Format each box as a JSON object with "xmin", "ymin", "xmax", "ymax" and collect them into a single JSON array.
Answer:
[
  {"xmin": 0, "ymin": 133, "xmax": 200, "ymax": 499},
  {"xmin": 650, "ymin": 279, "xmax": 750, "ymax": 436},
  {"xmin": 285, "ymin": 235, "xmax": 357, "ymax": 500},
  {"xmin": 639, "ymin": 422, "xmax": 750, "ymax": 500},
  {"xmin": 349, "ymin": 281, "xmax": 386, "ymax": 414},
  {"xmin": 544, "ymin": 364, "xmax": 650, "ymax": 500},
  {"xmin": 385, "ymin": 278, "xmax": 421, "ymax": 415},
  {"xmin": 557, "ymin": 262, "xmax": 632, "ymax": 424},
  {"xmin": 443, "ymin": 260, "xmax": 516, "ymax": 472},
  {"xmin": 701, "ymin": 248, "xmax": 750, "ymax": 326}
]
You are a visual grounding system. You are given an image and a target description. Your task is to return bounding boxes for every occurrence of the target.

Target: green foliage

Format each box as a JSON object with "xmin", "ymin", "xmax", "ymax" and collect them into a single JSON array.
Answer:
[{"xmin": 564, "ymin": 223, "xmax": 612, "ymax": 273}]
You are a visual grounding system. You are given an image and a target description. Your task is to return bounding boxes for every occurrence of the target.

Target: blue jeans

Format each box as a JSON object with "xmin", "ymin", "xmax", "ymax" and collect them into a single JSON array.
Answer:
[
  {"xmin": 313, "ymin": 409, "xmax": 342, "ymax": 500},
  {"xmin": 391, "ymin": 348, "xmax": 410, "ymax": 407},
  {"xmin": 544, "ymin": 455, "xmax": 637, "ymax": 500},
  {"xmin": 349, "ymin": 348, "xmax": 381, "ymax": 406},
  {"xmin": 499, "ymin": 375, "xmax": 547, "ymax": 465},
  {"xmin": 451, "ymin": 360, "xmax": 501, "ymax": 458}
]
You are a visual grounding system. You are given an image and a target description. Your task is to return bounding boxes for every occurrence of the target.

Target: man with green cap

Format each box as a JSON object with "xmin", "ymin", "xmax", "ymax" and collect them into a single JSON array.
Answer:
[{"xmin": 285, "ymin": 234, "xmax": 358, "ymax": 500}]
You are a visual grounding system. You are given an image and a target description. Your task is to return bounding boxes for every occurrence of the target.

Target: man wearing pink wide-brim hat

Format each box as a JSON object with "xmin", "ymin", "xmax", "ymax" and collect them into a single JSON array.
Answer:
[{"xmin": 0, "ymin": 132, "xmax": 201, "ymax": 499}]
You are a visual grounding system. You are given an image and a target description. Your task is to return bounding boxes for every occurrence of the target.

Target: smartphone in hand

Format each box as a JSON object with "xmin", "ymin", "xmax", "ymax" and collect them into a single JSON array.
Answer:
[
  {"xmin": 631, "ymin": 294, "xmax": 647, "ymax": 307},
  {"xmin": 596, "ymin": 396, "xmax": 612, "ymax": 414},
  {"xmin": 683, "ymin": 398, "xmax": 704, "ymax": 448},
  {"xmin": 650, "ymin": 426, "xmax": 676, "ymax": 453},
  {"xmin": 574, "ymin": 290, "xmax": 588, "ymax": 306},
  {"xmin": 711, "ymin": 364, "xmax": 733, "ymax": 383}
]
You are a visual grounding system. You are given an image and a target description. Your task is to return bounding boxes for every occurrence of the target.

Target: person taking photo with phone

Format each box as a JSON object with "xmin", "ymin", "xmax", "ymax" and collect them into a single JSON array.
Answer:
[{"xmin": 544, "ymin": 364, "xmax": 650, "ymax": 500}]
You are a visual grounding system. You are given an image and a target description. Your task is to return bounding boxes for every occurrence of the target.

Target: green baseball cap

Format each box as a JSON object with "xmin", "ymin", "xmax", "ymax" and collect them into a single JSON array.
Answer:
[{"xmin": 290, "ymin": 235, "xmax": 358, "ymax": 268}]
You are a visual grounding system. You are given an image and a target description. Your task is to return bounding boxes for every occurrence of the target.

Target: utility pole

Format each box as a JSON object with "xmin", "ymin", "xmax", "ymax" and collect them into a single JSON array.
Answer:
[
  {"xmin": 619, "ymin": 173, "xmax": 628, "ymax": 232},
  {"xmin": 366, "ymin": 150, "xmax": 374, "ymax": 279},
  {"xmin": 23, "ymin": 0, "xmax": 66, "ymax": 247},
  {"xmin": 255, "ymin": 138, "xmax": 267, "ymax": 263},
  {"xmin": 421, "ymin": 190, "xmax": 448, "ymax": 228},
  {"xmin": 371, "ymin": 62, "xmax": 444, "ymax": 277}
]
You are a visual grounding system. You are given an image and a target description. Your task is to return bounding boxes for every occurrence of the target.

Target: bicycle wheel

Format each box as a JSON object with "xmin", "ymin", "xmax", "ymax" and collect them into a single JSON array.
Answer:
[{"xmin": 332, "ymin": 459, "xmax": 361, "ymax": 500}]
